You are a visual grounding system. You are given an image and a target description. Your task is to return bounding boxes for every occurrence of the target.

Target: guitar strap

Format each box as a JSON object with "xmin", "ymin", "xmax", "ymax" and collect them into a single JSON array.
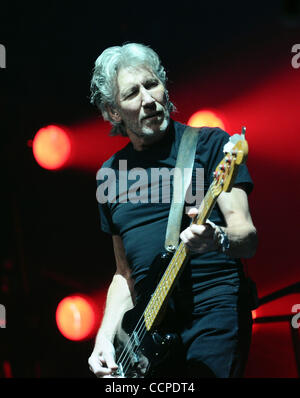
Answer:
[{"xmin": 164, "ymin": 126, "xmax": 200, "ymax": 252}]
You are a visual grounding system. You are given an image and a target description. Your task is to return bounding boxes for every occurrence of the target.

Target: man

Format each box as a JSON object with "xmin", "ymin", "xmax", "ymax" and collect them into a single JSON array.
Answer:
[{"xmin": 88, "ymin": 43, "xmax": 258, "ymax": 378}]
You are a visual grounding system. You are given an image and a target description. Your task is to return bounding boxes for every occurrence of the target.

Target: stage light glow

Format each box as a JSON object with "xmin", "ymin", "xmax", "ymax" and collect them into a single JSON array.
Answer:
[
  {"xmin": 32, "ymin": 125, "xmax": 71, "ymax": 170},
  {"xmin": 187, "ymin": 110, "xmax": 226, "ymax": 130},
  {"xmin": 56, "ymin": 295, "xmax": 97, "ymax": 341}
]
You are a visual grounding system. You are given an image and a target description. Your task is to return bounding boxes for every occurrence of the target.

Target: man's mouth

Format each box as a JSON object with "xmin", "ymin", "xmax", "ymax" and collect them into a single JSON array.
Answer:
[{"xmin": 142, "ymin": 111, "xmax": 163, "ymax": 121}]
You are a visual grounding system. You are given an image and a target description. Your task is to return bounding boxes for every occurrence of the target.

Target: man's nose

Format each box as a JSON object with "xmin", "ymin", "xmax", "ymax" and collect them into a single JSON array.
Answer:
[{"xmin": 141, "ymin": 88, "xmax": 155, "ymax": 107}]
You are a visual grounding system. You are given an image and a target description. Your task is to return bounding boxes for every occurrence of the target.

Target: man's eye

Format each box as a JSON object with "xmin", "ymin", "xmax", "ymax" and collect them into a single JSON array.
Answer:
[
  {"xmin": 125, "ymin": 90, "xmax": 137, "ymax": 99},
  {"xmin": 146, "ymin": 81, "xmax": 158, "ymax": 89}
]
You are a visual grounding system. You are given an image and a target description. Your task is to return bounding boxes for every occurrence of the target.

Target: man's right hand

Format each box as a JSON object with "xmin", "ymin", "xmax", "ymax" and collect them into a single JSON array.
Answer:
[{"xmin": 88, "ymin": 335, "xmax": 119, "ymax": 378}]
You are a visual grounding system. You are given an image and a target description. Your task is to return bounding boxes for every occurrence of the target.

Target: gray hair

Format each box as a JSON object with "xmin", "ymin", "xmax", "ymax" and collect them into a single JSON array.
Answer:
[{"xmin": 90, "ymin": 42, "xmax": 175, "ymax": 136}]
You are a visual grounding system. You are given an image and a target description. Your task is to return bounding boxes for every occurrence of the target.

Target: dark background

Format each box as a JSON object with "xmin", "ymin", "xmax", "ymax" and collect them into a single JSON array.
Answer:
[{"xmin": 1, "ymin": 0, "xmax": 300, "ymax": 378}]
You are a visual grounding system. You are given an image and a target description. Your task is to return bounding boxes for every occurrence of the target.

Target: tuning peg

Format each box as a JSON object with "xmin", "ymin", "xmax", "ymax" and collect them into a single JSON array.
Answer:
[{"xmin": 241, "ymin": 126, "xmax": 246, "ymax": 138}]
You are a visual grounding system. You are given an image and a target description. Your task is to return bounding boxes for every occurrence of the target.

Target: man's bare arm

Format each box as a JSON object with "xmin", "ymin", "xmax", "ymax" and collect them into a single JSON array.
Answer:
[
  {"xmin": 88, "ymin": 235, "xmax": 134, "ymax": 377},
  {"xmin": 216, "ymin": 185, "xmax": 258, "ymax": 258},
  {"xmin": 180, "ymin": 186, "xmax": 258, "ymax": 259}
]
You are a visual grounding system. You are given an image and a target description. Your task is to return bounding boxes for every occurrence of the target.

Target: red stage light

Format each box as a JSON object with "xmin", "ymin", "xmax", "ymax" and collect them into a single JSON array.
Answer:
[
  {"xmin": 56, "ymin": 295, "xmax": 97, "ymax": 341},
  {"xmin": 187, "ymin": 109, "xmax": 226, "ymax": 130},
  {"xmin": 32, "ymin": 125, "xmax": 71, "ymax": 170}
]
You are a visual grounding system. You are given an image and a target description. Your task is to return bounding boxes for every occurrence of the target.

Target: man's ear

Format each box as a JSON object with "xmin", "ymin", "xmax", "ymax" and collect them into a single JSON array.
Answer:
[{"xmin": 106, "ymin": 105, "xmax": 122, "ymax": 123}]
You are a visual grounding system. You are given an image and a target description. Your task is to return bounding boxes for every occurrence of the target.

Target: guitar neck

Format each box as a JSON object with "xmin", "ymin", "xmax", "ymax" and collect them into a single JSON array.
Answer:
[{"xmin": 143, "ymin": 185, "xmax": 218, "ymax": 331}]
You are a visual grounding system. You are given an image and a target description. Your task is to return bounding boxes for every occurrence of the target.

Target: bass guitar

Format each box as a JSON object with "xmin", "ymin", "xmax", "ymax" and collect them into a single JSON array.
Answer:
[{"xmin": 113, "ymin": 129, "xmax": 249, "ymax": 377}]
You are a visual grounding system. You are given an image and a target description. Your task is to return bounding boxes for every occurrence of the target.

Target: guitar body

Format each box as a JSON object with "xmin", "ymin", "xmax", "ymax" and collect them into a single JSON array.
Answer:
[
  {"xmin": 115, "ymin": 299, "xmax": 181, "ymax": 377},
  {"xmin": 114, "ymin": 252, "xmax": 183, "ymax": 378}
]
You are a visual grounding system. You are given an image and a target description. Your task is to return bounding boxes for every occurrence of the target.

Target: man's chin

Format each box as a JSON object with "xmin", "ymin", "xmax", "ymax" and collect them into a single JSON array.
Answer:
[{"xmin": 141, "ymin": 116, "xmax": 169, "ymax": 136}]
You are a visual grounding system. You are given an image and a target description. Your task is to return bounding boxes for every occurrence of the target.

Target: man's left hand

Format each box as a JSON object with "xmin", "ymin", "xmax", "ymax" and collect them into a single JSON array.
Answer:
[{"xmin": 180, "ymin": 208, "xmax": 218, "ymax": 254}]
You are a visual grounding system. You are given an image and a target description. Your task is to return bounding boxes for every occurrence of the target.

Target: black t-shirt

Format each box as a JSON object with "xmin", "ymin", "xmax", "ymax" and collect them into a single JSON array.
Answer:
[{"xmin": 96, "ymin": 120, "xmax": 253, "ymax": 298}]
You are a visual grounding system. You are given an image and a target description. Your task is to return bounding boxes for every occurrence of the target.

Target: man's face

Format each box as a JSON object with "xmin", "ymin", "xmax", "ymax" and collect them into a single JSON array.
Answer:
[{"xmin": 114, "ymin": 65, "xmax": 170, "ymax": 138}]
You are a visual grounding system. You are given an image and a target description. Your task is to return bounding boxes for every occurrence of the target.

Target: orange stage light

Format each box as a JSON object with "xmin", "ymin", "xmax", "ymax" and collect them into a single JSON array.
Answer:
[
  {"xmin": 56, "ymin": 295, "xmax": 97, "ymax": 341},
  {"xmin": 187, "ymin": 109, "xmax": 226, "ymax": 130},
  {"xmin": 32, "ymin": 125, "xmax": 71, "ymax": 170}
]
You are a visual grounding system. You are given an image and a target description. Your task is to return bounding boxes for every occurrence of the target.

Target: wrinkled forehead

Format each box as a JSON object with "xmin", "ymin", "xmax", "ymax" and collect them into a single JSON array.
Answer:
[{"xmin": 116, "ymin": 65, "xmax": 156, "ymax": 90}]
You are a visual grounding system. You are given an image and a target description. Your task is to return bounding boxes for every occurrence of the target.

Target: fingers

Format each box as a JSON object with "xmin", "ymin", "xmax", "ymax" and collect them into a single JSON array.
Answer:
[
  {"xmin": 187, "ymin": 207, "xmax": 198, "ymax": 218},
  {"xmin": 88, "ymin": 352, "xmax": 118, "ymax": 378},
  {"xmin": 95, "ymin": 367, "xmax": 114, "ymax": 377},
  {"xmin": 180, "ymin": 222, "xmax": 215, "ymax": 253},
  {"xmin": 104, "ymin": 352, "xmax": 118, "ymax": 371},
  {"xmin": 180, "ymin": 224, "xmax": 212, "ymax": 241},
  {"xmin": 88, "ymin": 355, "xmax": 106, "ymax": 376},
  {"xmin": 190, "ymin": 223, "xmax": 213, "ymax": 237},
  {"xmin": 89, "ymin": 362, "xmax": 114, "ymax": 377}
]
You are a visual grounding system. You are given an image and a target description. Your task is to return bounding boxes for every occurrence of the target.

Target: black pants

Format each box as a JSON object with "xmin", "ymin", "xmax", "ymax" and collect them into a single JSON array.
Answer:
[{"xmin": 154, "ymin": 274, "xmax": 253, "ymax": 378}]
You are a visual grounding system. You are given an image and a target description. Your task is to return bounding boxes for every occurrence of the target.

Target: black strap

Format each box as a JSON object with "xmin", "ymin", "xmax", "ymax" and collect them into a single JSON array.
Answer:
[{"xmin": 164, "ymin": 126, "xmax": 200, "ymax": 252}]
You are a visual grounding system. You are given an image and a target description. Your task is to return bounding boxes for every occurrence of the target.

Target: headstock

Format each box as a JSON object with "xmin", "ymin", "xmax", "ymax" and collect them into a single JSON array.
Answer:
[{"xmin": 211, "ymin": 127, "xmax": 248, "ymax": 197}]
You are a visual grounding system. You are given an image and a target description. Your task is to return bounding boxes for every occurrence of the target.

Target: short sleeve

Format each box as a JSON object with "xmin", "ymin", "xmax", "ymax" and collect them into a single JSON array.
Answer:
[
  {"xmin": 98, "ymin": 202, "xmax": 118, "ymax": 235},
  {"xmin": 96, "ymin": 172, "xmax": 118, "ymax": 235}
]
